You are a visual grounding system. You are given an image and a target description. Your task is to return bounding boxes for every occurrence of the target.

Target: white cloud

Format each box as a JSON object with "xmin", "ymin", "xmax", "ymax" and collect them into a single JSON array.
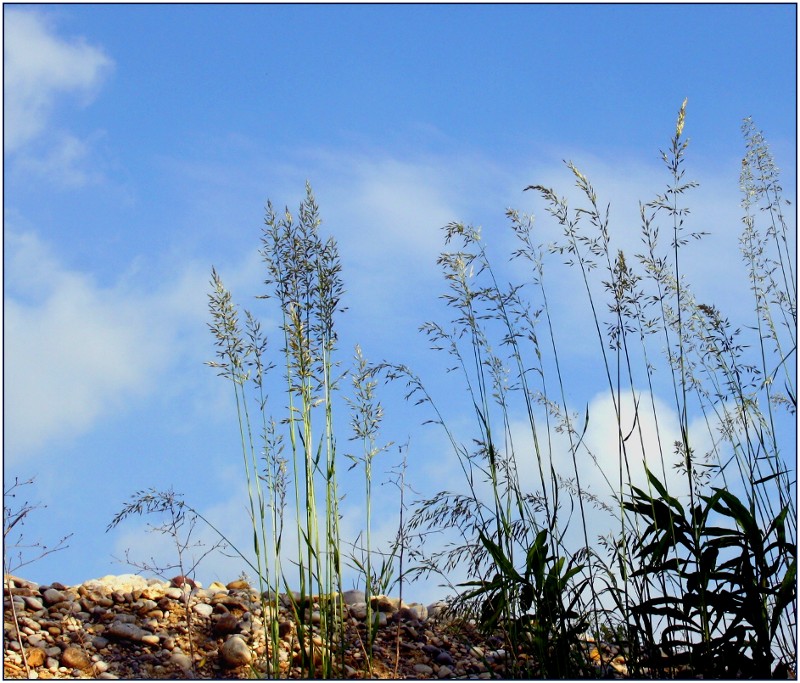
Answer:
[
  {"xmin": 14, "ymin": 132, "xmax": 106, "ymax": 187},
  {"xmin": 499, "ymin": 386, "xmax": 720, "ymax": 554},
  {"xmin": 3, "ymin": 9, "xmax": 113, "ymax": 152},
  {"xmin": 3, "ymin": 229, "xmax": 210, "ymax": 462}
]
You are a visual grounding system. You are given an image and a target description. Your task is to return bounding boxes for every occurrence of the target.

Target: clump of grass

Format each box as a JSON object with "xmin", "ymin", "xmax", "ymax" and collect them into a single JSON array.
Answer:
[
  {"xmin": 400, "ymin": 101, "xmax": 795, "ymax": 678},
  {"xmin": 206, "ymin": 182, "xmax": 349, "ymax": 677},
  {"xmin": 106, "ymin": 105, "xmax": 794, "ymax": 680},
  {"xmin": 387, "ymin": 216, "xmax": 598, "ymax": 676},
  {"xmin": 206, "ymin": 183, "xmax": 414, "ymax": 678}
]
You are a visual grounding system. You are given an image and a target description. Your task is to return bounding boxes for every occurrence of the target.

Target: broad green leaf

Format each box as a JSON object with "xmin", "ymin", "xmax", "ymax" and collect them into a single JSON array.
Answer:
[{"xmin": 478, "ymin": 529, "xmax": 523, "ymax": 582}]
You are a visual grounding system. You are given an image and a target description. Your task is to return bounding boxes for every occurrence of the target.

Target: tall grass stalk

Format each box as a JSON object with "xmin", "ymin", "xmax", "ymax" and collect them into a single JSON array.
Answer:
[
  {"xmin": 345, "ymin": 345, "xmax": 394, "ymax": 674},
  {"xmin": 258, "ymin": 183, "xmax": 346, "ymax": 676},
  {"xmin": 400, "ymin": 219, "xmax": 596, "ymax": 676},
  {"xmin": 206, "ymin": 183, "xmax": 349, "ymax": 677}
]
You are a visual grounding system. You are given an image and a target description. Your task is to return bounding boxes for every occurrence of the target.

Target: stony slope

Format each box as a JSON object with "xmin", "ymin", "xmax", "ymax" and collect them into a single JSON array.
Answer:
[{"xmin": 4, "ymin": 573, "xmax": 543, "ymax": 680}]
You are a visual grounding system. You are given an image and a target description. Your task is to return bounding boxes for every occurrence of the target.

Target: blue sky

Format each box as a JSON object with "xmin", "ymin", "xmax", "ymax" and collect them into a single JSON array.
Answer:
[{"xmin": 4, "ymin": 4, "xmax": 796, "ymax": 605}]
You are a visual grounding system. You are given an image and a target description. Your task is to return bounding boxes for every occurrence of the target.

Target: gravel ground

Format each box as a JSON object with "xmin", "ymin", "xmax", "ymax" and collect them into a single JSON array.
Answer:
[{"xmin": 4, "ymin": 573, "xmax": 628, "ymax": 679}]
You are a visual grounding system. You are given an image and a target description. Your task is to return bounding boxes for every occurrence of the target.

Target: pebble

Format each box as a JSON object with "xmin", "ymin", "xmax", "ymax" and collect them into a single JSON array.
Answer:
[
  {"xmin": 221, "ymin": 635, "xmax": 252, "ymax": 667},
  {"xmin": 23, "ymin": 597, "xmax": 45, "ymax": 612},
  {"xmin": 225, "ymin": 579, "xmax": 250, "ymax": 591},
  {"xmin": 370, "ymin": 594, "xmax": 396, "ymax": 612},
  {"xmin": 60, "ymin": 647, "xmax": 91, "ymax": 671},
  {"xmin": 26, "ymin": 647, "xmax": 47, "ymax": 667},
  {"xmin": 41, "ymin": 589, "xmax": 67, "ymax": 606},
  {"xmin": 213, "ymin": 612, "xmax": 240, "ymax": 636},
  {"xmin": 349, "ymin": 602, "xmax": 368, "ymax": 620},
  {"xmin": 414, "ymin": 663, "xmax": 434, "ymax": 675},
  {"xmin": 82, "ymin": 575, "xmax": 150, "ymax": 595},
  {"xmin": 435, "ymin": 650, "xmax": 454, "ymax": 666},
  {"xmin": 170, "ymin": 652, "xmax": 193, "ymax": 671},
  {"xmin": 438, "ymin": 664, "xmax": 454, "ymax": 678},
  {"xmin": 342, "ymin": 589, "xmax": 365, "ymax": 605},
  {"xmin": 106, "ymin": 621, "xmax": 150, "ymax": 642},
  {"xmin": 27, "ymin": 635, "xmax": 46, "ymax": 649},
  {"xmin": 193, "ymin": 603, "xmax": 213, "ymax": 617}
]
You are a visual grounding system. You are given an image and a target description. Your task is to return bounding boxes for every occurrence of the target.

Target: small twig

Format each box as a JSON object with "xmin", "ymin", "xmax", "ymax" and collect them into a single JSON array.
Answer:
[{"xmin": 4, "ymin": 567, "xmax": 31, "ymax": 678}]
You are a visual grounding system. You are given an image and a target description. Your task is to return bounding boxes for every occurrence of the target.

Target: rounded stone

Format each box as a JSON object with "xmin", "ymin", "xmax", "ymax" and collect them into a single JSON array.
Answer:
[
  {"xmin": 226, "ymin": 579, "xmax": 250, "ymax": 590},
  {"xmin": 107, "ymin": 620, "xmax": 148, "ymax": 642},
  {"xmin": 370, "ymin": 594, "xmax": 396, "ymax": 613},
  {"xmin": 221, "ymin": 635, "xmax": 252, "ymax": 667},
  {"xmin": 163, "ymin": 587, "xmax": 184, "ymax": 601},
  {"xmin": 41, "ymin": 589, "xmax": 66, "ymax": 606},
  {"xmin": 342, "ymin": 589, "xmax": 365, "ymax": 605},
  {"xmin": 349, "ymin": 602, "xmax": 368, "ymax": 620},
  {"xmin": 61, "ymin": 646, "xmax": 92, "ymax": 670},
  {"xmin": 27, "ymin": 635, "xmax": 46, "ymax": 649},
  {"xmin": 436, "ymin": 651, "xmax": 454, "ymax": 666},
  {"xmin": 213, "ymin": 612, "xmax": 240, "ymax": 636},
  {"xmin": 414, "ymin": 663, "xmax": 434, "ymax": 675},
  {"xmin": 23, "ymin": 596, "xmax": 45, "ymax": 612},
  {"xmin": 170, "ymin": 652, "xmax": 193, "ymax": 671},
  {"xmin": 25, "ymin": 647, "xmax": 47, "ymax": 667},
  {"xmin": 193, "ymin": 603, "xmax": 213, "ymax": 618}
]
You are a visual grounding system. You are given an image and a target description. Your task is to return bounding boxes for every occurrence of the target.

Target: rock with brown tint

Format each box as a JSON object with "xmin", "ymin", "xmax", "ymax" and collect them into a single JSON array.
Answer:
[
  {"xmin": 213, "ymin": 612, "xmax": 240, "ymax": 636},
  {"xmin": 40, "ymin": 589, "xmax": 66, "ymax": 607},
  {"xmin": 60, "ymin": 647, "xmax": 91, "ymax": 671},
  {"xmin": 225, "ymin": 579, "xmax": 250, "ymax": 591},
  {"xmin": 25, "ymin": 648, "xmax": 46, "ymax": 668},
  {"xmin": 169, "ymin": 575, "xmax": 196, "ymax": 589}
]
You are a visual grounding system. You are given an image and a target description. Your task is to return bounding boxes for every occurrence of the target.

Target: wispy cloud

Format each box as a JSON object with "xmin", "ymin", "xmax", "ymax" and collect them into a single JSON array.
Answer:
[
  {"xmin": 4, "ymin": 9, "xmax": 113, "ymax": 153},
  {"xmin": 4, "ymin": 228, "xmax": 209, "ymax": 462},
  {"xmin": 13, "ymin": 131, "xmax": 108, "ymax": 187}
]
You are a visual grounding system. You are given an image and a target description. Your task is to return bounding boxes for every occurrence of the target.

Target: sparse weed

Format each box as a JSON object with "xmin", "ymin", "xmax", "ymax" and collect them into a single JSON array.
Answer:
[{"xmin": 107, "ymin": 487, "xmax": 226, "ymax": 677}]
